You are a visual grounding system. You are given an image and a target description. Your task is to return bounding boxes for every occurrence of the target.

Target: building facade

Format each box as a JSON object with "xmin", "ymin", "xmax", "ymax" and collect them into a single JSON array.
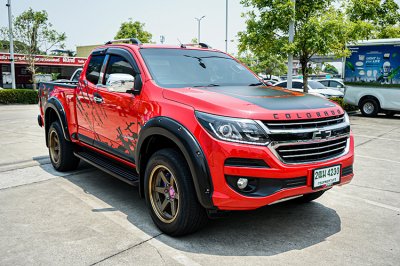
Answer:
[{"xmin": 0, "ymin": 53, "xmax": 87, "ymax": 88}]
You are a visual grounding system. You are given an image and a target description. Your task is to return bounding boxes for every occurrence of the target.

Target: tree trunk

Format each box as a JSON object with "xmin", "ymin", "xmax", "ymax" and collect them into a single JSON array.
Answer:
[{"xmin": 300, "ymin": 57, "xmax": 309, "ymax": 93}]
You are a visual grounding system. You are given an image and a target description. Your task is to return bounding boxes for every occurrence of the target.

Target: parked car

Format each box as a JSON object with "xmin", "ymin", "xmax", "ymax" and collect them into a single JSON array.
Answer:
[
  {"xmin": 317, "ymin": 79, "xmax": 346, "ymax": 93},
  {"xmin": 38, "ymin": 40, "xmax": 354, "ymax": 236},
  {"xmin": 344, "ymin": 86, "xmax": 400, "ymax": 117},
  {"xmin": 275, "ymin": 79, "xmax": 344, "ymax": 98}
]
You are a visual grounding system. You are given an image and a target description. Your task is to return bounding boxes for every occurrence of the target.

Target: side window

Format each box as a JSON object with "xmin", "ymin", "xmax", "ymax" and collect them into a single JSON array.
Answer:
[
  {"xmin": 85, "ymin": 55, "xmax": 105, "ymax": 84},
  {"xmin": 319, "ymin": 80, "xmax": 329, "ymax": 86},
  {"xmin": 330, "ymin": 81, "xmax": 342, "ymax": 88},
  {"xmin": 292, "ymin": 82, "xmax": 303, "ymax": 89},
  {"xmin": 278, "ymin": 82, "xmax": 287, "ymax": 88},
  {"xmin": 72, "ymin": 69, "xmax": 82, "ymax": 81},
  {"xmin": 103, "ymin": 55, "xmax": 135, "ymax": 84}
]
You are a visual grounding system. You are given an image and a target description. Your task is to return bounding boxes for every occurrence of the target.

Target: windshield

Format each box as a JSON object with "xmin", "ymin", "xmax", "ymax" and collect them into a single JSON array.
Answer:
[
  {"xmin": 140, "ymin": 48, "xmax": 260, "ymax": 88},
  {"xmin": 308, "ymin": 81, "xmax": 326, "ymax": 90}
]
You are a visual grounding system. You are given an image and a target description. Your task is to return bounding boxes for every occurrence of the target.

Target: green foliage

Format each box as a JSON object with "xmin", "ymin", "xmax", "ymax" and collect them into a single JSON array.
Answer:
[
  {"xmin": 237, "ymin": 53, "xmax": 287, "ymax": 76},
  {"xmin": 0, "ymin": 8, "xmax": 66, "ymax": 89},
  {"xmin": 51, "ymin": 73, "xmax": 60, "ymax": 80},
  {"xmin": 324, "ymin": 63, "xmax": 339, "ymax": 75},
  {"xmin": 346, "ymin": 0, "xmax": 400, "ymax": 38},
  {"xmin": 330, "ymin": 97, "xmax": 359, "ymax": 112},
  {"xmin": 238, "ymin": 0, "xmax": 361, "ymax": 93},
  {"xmin": 0, "ymin": 89, "xmax": 38, "ymax": 104},
  {"xmin": 115, "ymin": 19, "xmax": 153, "ymax": 43},
  {"xmin": 0, "ymin": 39, "xmax": 30, "ymax": 54}
]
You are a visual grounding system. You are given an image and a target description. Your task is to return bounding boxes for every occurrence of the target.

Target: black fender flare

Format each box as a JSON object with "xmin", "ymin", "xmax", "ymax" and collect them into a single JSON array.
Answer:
[
  {"xmin": 44, "ymin": 97, "xmax": 71, "ymax": 146},
  {"xmin": 135, "ymin": 117, "xmax": 214, "ymax": 209}
]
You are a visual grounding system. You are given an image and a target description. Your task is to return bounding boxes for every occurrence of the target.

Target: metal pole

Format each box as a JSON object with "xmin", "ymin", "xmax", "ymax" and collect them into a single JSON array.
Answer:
[
  {"xmin": 198, "ymin": 19, "xmax": 200, "ymax": 43},
  {"xmin": 195, "ymin": 16, "xmax": 205, "ymax": 43},
  {"xmin": 225, "ymin": 0, "xmax": 228, "ymax": 53},
  {"xmin": 287, "ymin": 0, "xmax": 295, "ymax": 90},
  {"xmin": 6, "ymin": 0, "xmax": 16, "ymax": 89}
]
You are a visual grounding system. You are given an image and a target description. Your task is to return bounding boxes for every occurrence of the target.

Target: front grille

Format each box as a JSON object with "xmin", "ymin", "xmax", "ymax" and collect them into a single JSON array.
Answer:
[
  {"xmin": 275, "ymin": 137, "xmax": 348, "ymax": 164},
  {"xmin": 263, "ymin": 115, "xmax": 345, "ymax": 130}
]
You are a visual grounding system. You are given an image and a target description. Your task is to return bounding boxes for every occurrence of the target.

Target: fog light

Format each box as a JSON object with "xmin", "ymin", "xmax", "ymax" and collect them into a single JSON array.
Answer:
[{"xmin": 237, "ymin": 178, "xmax": 248, "ymax": 190}]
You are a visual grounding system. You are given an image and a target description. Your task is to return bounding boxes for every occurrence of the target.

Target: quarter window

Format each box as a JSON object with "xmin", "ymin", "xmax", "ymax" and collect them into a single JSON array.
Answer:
[{"xmin": 85, "ymin": 55, "xmax": 105, "ymax": 84}]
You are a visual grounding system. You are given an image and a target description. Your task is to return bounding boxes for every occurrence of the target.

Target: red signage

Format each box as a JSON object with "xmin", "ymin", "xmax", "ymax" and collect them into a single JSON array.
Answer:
[{"xmin": 0, "ymin": 53, "xmax": 87, "ymax": 66}]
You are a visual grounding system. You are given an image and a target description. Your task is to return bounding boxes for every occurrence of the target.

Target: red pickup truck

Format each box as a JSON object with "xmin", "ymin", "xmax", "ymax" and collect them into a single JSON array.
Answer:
[{"xmin": 38, "ymin": 39, "xmax": 354, "ymax": 236}]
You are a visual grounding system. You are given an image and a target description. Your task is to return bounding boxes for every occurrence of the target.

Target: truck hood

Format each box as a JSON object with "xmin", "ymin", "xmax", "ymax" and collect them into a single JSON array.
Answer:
[{"xmin": 162, "ymin": 85, "xmax": 343, "ymax": 120}]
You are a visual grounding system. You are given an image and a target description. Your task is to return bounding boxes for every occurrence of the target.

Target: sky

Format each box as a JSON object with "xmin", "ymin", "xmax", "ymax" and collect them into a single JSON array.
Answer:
[
  {"xmin": 0, "ymin": 0, "xmax": 248, "ymax": 54},
  {"xmin": 1, "ymin": 0, "xmax": 400, "ymax": 56}
]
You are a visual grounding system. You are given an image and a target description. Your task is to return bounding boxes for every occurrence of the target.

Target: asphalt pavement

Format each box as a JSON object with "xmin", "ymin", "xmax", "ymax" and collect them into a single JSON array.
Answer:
[{"xmin": 0, "ymin": 104, "xmax": 399, "ymax": 266}]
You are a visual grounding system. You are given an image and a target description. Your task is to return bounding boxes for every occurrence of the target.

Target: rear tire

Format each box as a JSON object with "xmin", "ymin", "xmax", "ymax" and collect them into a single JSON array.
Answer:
[
  {"xmin": 295, "ymin": 190, "xmax": 326, "ymax": 203},
  {"xmin": 48, "ymin": 121, "xmax": 80, "ymax": 171},
  {"xmin": 144, "ymin": 148, "xmax": 208, "ymax": 236},
  {"xmin": 360, "ymin": 98, "xmax": 379, "ymax": 117}
]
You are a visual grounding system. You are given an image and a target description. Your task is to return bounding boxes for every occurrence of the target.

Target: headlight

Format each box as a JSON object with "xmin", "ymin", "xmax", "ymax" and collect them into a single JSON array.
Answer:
[
  {"xmin": 344, "ymin": 111, "xmax": 350, "ymax": 124},
  {"xmin": 195, "ymin": 111, "xmax": 270, "ymax": 145}
]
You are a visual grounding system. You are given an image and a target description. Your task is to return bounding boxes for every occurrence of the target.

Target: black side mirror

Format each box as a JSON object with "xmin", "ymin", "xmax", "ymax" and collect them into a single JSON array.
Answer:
[{"xmin": 131, "ymin": 74, "xmax": 143, "ymax": 95}]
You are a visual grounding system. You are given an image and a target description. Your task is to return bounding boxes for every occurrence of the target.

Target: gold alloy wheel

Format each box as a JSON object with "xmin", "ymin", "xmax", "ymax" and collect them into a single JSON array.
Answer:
[
  {"xmin": 149, "ymin": 165, "xmax": 180, "ymax": 224},
  {"xmin": 49, "ymin": 130, "xmax": 60, "ymax": 164}
]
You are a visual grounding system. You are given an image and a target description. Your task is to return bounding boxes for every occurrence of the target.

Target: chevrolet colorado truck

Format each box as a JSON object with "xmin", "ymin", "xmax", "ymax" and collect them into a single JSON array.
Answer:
[{"xmin": 38, "ymin": 39, "xmax": 354, "ymax": 236}]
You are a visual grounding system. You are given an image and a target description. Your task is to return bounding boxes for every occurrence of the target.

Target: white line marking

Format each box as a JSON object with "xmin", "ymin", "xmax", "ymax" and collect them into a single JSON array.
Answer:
[
  {"xmin": 353, "ymin": 134, "xmax": 400, "ymax": 142},
  {"xmin": 355, "ymin": 154, "xmax": 400, "ymax": 164},
  {"xmin": 332, "ymin": 191, "xmax": 400, "ymax": 212}
]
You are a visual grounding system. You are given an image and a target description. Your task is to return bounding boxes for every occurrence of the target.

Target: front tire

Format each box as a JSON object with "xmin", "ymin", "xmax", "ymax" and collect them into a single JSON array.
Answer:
[
  {"xmin": 360, "ymin": 98, "xmax": 379, "ymax": 117},
  {"xmin": 144, "ymin": 148, "xmax": 208, "ymax": 236},
  {"xmin": 48, "ymin": 121, "xmax": 80, "ymax": 171}
]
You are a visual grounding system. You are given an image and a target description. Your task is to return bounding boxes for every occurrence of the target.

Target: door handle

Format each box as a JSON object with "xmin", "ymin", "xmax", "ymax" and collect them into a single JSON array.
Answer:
[{"xmin": 93, "ymin": 93, "xmax": 103, "ymax": 104}]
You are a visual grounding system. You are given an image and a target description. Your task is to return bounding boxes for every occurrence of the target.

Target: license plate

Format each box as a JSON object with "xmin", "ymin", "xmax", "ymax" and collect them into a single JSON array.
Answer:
[{"xmin": 312, "ymin": 165, "xmax": 341, "ymax": 189}]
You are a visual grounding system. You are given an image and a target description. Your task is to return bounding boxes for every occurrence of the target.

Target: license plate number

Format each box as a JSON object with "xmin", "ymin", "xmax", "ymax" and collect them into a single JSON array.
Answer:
[{"xmin": 313, "ymin": 165, "xmax": 341, "ymax": 189}]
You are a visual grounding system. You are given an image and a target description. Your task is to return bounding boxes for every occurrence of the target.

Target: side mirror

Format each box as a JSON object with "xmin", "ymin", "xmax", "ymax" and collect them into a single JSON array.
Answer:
[{"xmin": 106, "ymin": 73, "xmax": 135, "ymax": 93}]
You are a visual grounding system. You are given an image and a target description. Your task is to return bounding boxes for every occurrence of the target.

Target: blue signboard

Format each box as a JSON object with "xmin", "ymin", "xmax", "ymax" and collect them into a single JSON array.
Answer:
[{"xmin": 344, "ymin": 44, "xmax": 400, "ymax": 84}]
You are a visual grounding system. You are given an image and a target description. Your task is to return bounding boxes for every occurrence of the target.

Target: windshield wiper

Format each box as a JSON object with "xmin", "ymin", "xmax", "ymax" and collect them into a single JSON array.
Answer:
[
  {"xmin": 192, "ymin": 84, "xmax": 220, "ymax": 87},
  {"xmin": 248, "ymin": 82, "xmax": 265, "ymax": 86}
]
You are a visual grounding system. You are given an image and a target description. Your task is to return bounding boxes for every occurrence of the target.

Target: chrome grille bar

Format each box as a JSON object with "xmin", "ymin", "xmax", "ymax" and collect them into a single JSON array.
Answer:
[
  {"xmin": 278, "ymin": 139, "xmax": 348, "ymax": 153},
  {"xmin": 280, "ymin": 146, "xmax": 346, "ymax": 158}
]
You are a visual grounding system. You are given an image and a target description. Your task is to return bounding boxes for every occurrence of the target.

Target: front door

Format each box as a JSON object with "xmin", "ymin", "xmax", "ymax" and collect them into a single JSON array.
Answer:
[
  {"xmin": 92, "ymin": 50, "xmax": 141, "ymax": 163},
  {"xmin": 76, "ymin": 52, "xmax": 106, "ymax": 143}
]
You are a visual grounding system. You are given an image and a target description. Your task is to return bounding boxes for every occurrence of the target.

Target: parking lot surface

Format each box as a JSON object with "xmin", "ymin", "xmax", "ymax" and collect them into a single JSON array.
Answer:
[{"xmin": 0, "ymin": 105, "xmax": 399, "ymax": 265}]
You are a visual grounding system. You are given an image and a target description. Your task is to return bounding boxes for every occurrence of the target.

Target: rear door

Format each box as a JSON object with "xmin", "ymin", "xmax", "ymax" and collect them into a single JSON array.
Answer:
[
  {"xmin": 91, "ymin": 48, "xmax": 141, "ymax": 163},
  {"xmin": 76, "ymin": 51, "xmax": 106, "ymax": 143}
]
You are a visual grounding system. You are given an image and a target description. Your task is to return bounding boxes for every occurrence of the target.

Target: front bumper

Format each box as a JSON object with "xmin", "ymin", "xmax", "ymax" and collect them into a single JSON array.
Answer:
[{"xmin": 198, "ymin": 131, "xmax": 355, "ymax": 211}]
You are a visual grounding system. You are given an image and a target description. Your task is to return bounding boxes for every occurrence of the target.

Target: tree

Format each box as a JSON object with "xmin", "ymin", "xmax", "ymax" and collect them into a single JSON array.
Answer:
[
  {"xmin": 115, "ymin": 19, "xmax": 153, "ymax": 43},
  {"xmin": 238, "ymin": 0, "xmax": 365, "ymax": 92},
  {"xmin": 237, "ymin": 53, "xmax": 287, "ymax": 77},
  {"xmin": 0, "ymin": 8, "xmax": 66, "ymax": 89},
  {"xmin": 346, "ymin": 0, "xmax": 400, "ymax": 38},
  {"xmin": 324, "ymin": 63, "xmax": 339, "ymax": 75}
]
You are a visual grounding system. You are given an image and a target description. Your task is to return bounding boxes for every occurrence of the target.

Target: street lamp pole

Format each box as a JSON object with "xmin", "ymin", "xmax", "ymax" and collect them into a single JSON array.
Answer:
[
  {"xmin": 287, "ymin": 0, "xmax": 295, "ymax": 90},
  {"xmin": 195, "ymin": 16, "xmax": 205, "ymax": 43},
  {"xmin": 6, "ymin": 0, "xmax": 16, "ymax": 89},
  {"xmin": 225, "ymin": 0, "xmax": 228, "ymax": 53}
]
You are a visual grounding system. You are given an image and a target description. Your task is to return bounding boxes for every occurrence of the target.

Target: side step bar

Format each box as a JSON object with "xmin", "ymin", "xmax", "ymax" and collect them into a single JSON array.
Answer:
[{"xmin": 74, "ymin": 150, "xmax": 139, "ymax": 186}]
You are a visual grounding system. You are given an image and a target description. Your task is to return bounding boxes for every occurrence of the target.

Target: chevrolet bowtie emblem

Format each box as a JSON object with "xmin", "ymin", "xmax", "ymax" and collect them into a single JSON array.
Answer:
[{"xmin": 313, "ymin": 130, "xmax": 332, "ymax": 140}]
